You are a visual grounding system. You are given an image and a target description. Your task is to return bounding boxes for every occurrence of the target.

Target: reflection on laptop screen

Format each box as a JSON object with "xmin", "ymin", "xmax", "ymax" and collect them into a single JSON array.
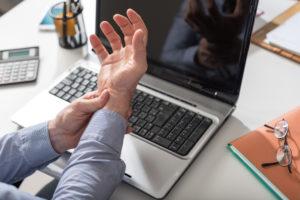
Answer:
[{"xmin": 96, "ymin": 0, "xmax": 254, "ymax": 104}]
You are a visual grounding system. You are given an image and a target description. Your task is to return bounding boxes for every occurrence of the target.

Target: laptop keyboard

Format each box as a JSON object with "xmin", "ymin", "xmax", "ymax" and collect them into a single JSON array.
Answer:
[{"xmin": 49, "ymin": 67, "xmax": 212, "ymax": 156}]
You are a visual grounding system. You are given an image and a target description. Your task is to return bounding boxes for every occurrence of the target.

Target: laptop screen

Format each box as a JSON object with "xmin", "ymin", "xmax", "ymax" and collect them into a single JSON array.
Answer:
[{"xmin": 95, "ymin": 0, "xmax": 257, "ymax": 104}]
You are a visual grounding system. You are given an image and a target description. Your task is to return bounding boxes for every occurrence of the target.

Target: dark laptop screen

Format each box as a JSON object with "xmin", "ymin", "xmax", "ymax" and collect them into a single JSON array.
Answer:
[{"xmin": 95, "ymin": 0, "xmax": 257, "ymax": 104}]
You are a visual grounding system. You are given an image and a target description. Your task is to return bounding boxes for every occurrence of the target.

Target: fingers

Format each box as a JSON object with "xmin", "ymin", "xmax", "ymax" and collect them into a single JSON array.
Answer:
[
  {"xmin": 126, "ymin": 126, "xmax": 133, "ymax": 134},
  {"xmin": 113, "ymin": 14, "xmax": 135, "ymax": 45},
  {"xmin": 207, "ymin": 0, "xmax": 220, "ymax": 18},
  {"xmin": 100, "ymin": 21, "xmax": 123, "ymax": 51},
  {"xmin": 186, "ymin": 0, "xmax": 207, "ymax": 32},
  {"xmin": 82, "ymin": 90, "xmax": 99, "ymax": 100},
  {"xmin": 74, "ymin": 89, "xmax": 110, "ymax": 113},
  {"xmin": 132, "ymin": 29, "xmax": 147, "ymax": 70},
  {"xmin": 233, "ymin": 0, "xmax": 243, "ymax": 17},
  {"xmin": 127, "ymin": 9, "xmax": 148, "ymax": 45},
  {"xmin": 90, "ymin": 34, "xmax": 109, "ymax": 61}
]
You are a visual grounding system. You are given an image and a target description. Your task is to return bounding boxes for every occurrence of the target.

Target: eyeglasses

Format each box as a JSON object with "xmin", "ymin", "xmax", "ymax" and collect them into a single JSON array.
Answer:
[{"xmin": 261, "ymin": 119, "xmax": 293, "ymax": 174}]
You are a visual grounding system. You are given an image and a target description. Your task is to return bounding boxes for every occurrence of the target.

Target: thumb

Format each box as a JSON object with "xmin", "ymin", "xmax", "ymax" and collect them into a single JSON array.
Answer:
[
  {"xmin": 75, "ymin": 89, "xmax": 110, "ymax": 113},
  {"xmin": 132, "ymin": 29, "xmax": 147, "ymax": 65}
]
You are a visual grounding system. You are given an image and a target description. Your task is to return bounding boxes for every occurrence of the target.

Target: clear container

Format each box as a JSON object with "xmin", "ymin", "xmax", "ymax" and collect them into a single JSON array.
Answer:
[{"xmin": 50, "ymin": 1, "xmax": 87, "ymax": 49}]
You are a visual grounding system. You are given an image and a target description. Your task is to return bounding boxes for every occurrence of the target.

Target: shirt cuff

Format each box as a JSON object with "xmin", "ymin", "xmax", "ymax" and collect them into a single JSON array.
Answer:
[
  {"xmin": 80, "ymin": 109, "xmax": 127, "ymax": 155},
  {"xmin": 19, "ymin": 122, "xmax": 60, "ymax": 167}
]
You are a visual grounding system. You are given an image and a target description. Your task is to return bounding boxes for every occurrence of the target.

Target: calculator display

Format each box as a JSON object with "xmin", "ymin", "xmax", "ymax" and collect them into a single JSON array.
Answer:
[{"xmin": 9, "ymin": 50, "xmax": 29, "ymax": 58}]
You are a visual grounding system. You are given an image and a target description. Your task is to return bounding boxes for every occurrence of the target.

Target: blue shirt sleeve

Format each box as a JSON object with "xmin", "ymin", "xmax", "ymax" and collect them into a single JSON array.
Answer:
[
  {"xmin": 0, "ymin": 182, "xmax": 43, "ymax": 200},
  {"xmin": 53, "ymin": 109, "xmax": 127, "ymax": 200},
  {"xmin": 0, "ymin": 122, "xmax": 60, "ymax": 184}
]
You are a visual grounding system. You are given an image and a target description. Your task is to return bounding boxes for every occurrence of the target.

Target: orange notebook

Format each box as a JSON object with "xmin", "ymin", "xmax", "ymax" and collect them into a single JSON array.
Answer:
[{"xmin": 228, "ymin": 107, "xmax": 300, "ymax": 199}]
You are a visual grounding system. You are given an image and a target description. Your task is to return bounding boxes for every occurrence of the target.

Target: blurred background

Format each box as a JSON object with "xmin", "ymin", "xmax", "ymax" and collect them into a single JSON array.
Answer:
[{"xmin": 0, "ymin": 0, "xmax": 23, "ymax": 16}]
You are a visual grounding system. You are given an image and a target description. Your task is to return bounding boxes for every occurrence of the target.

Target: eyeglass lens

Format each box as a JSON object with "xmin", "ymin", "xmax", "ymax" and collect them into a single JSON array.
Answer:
[
  {"xmin": 274, "ymin": 120, "xmax": 288, "ymax": 139},
  {"xmin": 276, "ymin": 145, "xmax": 292, "ymax": 166}
]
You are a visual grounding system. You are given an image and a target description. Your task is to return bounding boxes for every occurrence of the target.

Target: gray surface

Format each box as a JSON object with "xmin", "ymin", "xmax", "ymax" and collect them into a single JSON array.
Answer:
[
  {"xmin": 0, "ymin": 0, "xmax": 299, "ymax": 199},
  {"xmin": 0, "ymin": 0, "xmax": 22, "ymax": 15}
]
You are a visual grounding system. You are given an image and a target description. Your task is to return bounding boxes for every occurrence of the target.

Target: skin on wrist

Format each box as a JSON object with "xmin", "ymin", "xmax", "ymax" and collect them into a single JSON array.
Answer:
[
  {"xmin": 103, "ymin": 89, "xmax": 132, "ymax": 118},
  {"xmin": 48, "ymin": 120, "xmax": 66, "ymax": 154}
]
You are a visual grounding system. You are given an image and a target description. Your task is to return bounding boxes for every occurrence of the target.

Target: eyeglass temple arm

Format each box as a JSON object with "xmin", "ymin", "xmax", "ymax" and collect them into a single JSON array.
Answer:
[
  {"xmin": 261, "ymin": 161, "xmax": 279, "ymax": 167},
  {"xmin": 264, "ymin": 124, "xmax": 274, "ymax": 130}
]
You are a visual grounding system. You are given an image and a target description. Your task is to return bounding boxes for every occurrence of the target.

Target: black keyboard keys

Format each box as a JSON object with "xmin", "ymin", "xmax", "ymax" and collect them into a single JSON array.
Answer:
[
  {"xmin": 152, "ymin": 136, "xmax": 171, "ymax": 148},
  {"xmin": 189, "ymin": 118, "xmax": 212, "ymax": 143},
  {"xmin": 49, "ymin": 67, "xmax": 213, "ymax": 156},
  {"xmin": 49, "ymin": 67, "xmax": 96, "ymax": 103}
]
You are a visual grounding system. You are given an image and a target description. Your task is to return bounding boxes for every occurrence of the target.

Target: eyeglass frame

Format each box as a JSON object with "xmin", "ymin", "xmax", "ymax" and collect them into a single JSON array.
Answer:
[{"xmin": 261, "ymin": 119, "xmax": 293, "ymax": 174}]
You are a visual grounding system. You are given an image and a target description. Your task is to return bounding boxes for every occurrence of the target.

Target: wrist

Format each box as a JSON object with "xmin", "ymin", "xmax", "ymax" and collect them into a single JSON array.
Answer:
[
  {"xmin": 48, "ymin": 120, "xmax": 66, "ymax": 154},
  {"xmin": 103, "ymin": 89, "xmax": 131, "ymax": 118}
]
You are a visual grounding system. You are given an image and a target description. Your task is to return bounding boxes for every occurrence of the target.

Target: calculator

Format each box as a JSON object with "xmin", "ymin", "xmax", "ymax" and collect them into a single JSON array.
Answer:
[{"xmin": 0, "ymin": 47, "xmax": 39, "ymax": 85}]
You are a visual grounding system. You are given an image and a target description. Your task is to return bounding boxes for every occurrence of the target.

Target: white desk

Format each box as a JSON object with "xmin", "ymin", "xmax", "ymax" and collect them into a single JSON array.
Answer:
[{"xmin": 1, "ymin": 0, "xmax": 299, "ymax": 199}]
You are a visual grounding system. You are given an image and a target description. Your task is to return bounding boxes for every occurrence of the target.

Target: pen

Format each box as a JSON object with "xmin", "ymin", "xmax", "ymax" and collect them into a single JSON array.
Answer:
[{"xmin": 63, "ymin": 2, "xmax": 68, "ymax": 48}]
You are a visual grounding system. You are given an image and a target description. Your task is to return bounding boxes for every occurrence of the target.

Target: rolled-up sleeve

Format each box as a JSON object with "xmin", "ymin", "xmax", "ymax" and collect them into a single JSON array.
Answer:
[
  {"xmin": 0, "ymin": 122, "xmax": 60, "ymax": 184},
  {"xmin": 53, "ymin": 109, "xmax": 127, "ymax": 200}
]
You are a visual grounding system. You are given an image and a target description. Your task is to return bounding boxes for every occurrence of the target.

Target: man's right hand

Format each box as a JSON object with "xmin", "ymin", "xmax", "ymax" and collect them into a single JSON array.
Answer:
[{"xmin": 90, "ymin": 9, "xmax": 148, "ymax": 118}]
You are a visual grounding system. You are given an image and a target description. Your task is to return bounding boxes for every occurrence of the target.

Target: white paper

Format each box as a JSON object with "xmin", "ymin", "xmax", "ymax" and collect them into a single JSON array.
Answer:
[{"xmin": 266, "ymin": 12, "xmax": 300, "ymax": 56}]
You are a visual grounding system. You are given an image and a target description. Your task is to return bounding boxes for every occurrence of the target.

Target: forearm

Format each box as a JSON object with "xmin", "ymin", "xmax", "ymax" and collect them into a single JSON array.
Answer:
[
  {"xmin": 0, "ymin": 122, "xmax": 60, "ymax": 184},
  {"xmin": 0, "ymin": 182, "xmax": 44, "ymax": 200},
  {"xmin": 53, "ymin": 109, "xmax": 127, "ymax": 200}
]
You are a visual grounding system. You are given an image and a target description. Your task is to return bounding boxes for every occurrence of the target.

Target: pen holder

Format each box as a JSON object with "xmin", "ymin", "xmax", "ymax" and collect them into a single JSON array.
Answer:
[{"xmin": 50, "ymin": 1, "xmax": 87, "ymax": 49}]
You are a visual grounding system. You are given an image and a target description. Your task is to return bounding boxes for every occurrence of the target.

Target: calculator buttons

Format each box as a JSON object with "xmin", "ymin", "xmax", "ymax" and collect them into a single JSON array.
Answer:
[{"xmin": 0, "ymin": 59, "xmax": 38, "ymax": 85}]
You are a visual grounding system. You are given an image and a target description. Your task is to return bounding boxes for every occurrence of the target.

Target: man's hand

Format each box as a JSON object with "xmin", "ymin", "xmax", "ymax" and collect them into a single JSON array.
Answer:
[
  {"xmin": 90, "ymin": 9, "xmax": 148, "ymax": 118},
  {"xmin": 48, "ymin": 90, "xmax": 109, "ymax": 153},
  {"xmin": 185, "ymin": 0, "xmax": 249, "ymax": 43},
  {"xmin": 185, "ymin": 0, "xmax": 249, "ymax": 68}
]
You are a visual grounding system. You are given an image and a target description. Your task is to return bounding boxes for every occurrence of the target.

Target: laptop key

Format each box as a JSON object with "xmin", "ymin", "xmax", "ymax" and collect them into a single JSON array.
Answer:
[
  {"xmin": 189, "ymin": 118, "xmax": 212, "ymax": 143},
  {"xmin": 138, "ymin": 129, "xmax": 148, "ymax": 137},
  {"xmin": 145, "ymin": 114, "xmax": 155, "ymax": 122},
  {"xmin": 69, "ymin": 88, "xmax": 77, "ymax": 96},
  {"xmin": 50, "ymin": 88, "xmax": 59, "ymax": 95},
  {"xmin": 67, "ymin": 74, "xmax": 77, "ymax": 81},
  {"xmin": 153, "ymin": 112, "xmax": 172, "ymax": 127},
  {"xmin": 169, "ymin": 142, "xmax": 182, "ymax": 152},
  {"xmin": 163, "ymin": 122, "xmax": 175, "ymax": 132},
  {"xmin": 149, "ymin": 108, "xmax": 159, "ymax": 115},
  {"xmin": 71, "ymin": 82, "xmax": 80, "ymax": 89},
  {"xmin": 129, "ymin": 116, "xmax": 138, "ymax": 123},
  {"xmin": 134, "ymin": 102, "xmax": 143, "ymax": 110},
  {"xmin": 62, "ymin": 79, "xmax": 73, "ymax": 86},
  {"xmin": 174, "ymin": 136, "xmax": 185, "ymax": 145},
  {"xmin": 69, "ymin": 96, "xmax": 77, "ymax": 102},
  {"xmin": 158, "ymin": 128, "xmax": 169, "ymax": 137},
  {"xmin": 133, "ymin": 125, "xmax": 142, "ymax": 133},
  {"xmin": 138, "ymin": 112, "xmax": 147, "ymax": 119},
  {"xmin": 136, "ymin": 119, "xmax": 147, "ymax": 127},
  {"xmin": 56, "ymin": 83, "xmax": 65, "ymax": 90},
  {"xmin": 74, "ymin": 91, "xmax": 84, "ymax": 98},
  {"xmin": 177, "ymin": 140, "xmax": 194, "ymax": 156},
  {"xmin": 142, "ymin": 105, "xmax": 151, "ymax": 113},
  {"xmin": 151, "ymin": 126, "xmax": 161, "ymax": 134},
  {"xmin": 144, "ymin": 122, "xmax": 153, "ymax": 130},
  {"xmin": 62, "ymin": 86, "xmax": 71, "ymax": 93},
  {"xmin": 62, "ymin": 94, "xmax": 72, "ymax": 101},
  {"xmin": 179, "ymin": 130, "xmax": 191, "ymax": 138},
  {"xmin": 144, "ymin": 131, "xmax": 155, "ymax": 140},
  {"xmin": 152, "ymin": 135, "xmax": 171, "ymax": 148},
  {"xmin": 56, "ymin": 91, "xmax": 65, "ymax": 98}
]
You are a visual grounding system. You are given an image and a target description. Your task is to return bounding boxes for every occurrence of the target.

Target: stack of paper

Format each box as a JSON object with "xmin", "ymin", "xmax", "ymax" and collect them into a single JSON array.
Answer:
[{"xmin": 266, "ymin": 12, "xmax": 300, "ymax": 56}]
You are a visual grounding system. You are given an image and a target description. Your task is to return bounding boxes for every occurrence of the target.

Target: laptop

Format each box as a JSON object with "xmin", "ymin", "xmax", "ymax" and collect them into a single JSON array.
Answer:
[{"xmin": 12, "ymin": 0, "xmax": 258, "ymax": 198}]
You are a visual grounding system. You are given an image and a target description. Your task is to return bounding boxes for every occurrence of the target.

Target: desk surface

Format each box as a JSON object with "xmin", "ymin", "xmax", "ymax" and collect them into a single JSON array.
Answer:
[{"xmin": 1, "ymin": 0, "xmax": 300, "ymax": 199}]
